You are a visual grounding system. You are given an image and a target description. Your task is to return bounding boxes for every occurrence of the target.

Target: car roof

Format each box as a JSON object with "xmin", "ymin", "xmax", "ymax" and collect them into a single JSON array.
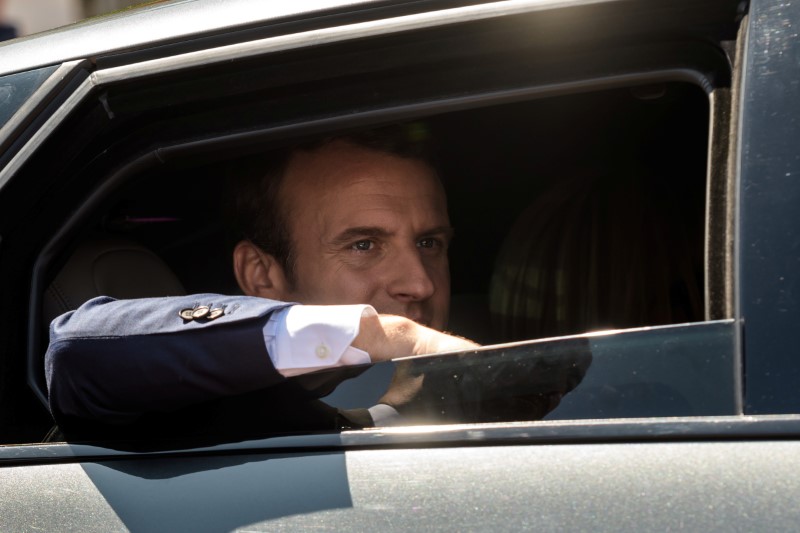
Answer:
[{"xmin": 0, "ymin": 0, "xmax": 385, "ymax": 77}]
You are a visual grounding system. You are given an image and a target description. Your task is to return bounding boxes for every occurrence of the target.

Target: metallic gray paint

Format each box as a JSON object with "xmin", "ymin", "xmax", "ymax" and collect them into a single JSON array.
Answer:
[
  {"xmin": 0, "ymin": 463, "xmax": 125, "ymax": 532},
  {"xmin": 738, "ymin": 0, "xmax": 800, "ymax": 413},
  {"xmin": 1, "ymin": 442, "xmax": 798, "ymax": 531},
  {"xmin": 91, "ymin": 0, "xmax": 620, "ymax": 85},
  {"xmin": 338, "ymin": 443, "xmax": 800, "ymax": 532},
  {"xmin": 0, "ymin": 0, "xmax": 378, "ymax": 77},
  {"xmin": 0, "ymin": 0, "xmax": 626, "ymax": 78}
]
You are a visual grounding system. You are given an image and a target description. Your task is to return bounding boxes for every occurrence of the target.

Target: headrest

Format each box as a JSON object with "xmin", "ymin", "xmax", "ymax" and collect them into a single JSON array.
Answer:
[{"xmin": 44, "ymin": 239, "xmax": 186, "ymax": 325}]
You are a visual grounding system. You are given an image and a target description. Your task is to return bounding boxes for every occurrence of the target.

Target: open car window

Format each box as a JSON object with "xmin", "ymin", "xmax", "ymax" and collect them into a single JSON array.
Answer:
[{"xmin": 0, "ymin": 0, "xmax": 744, "ymax": 445}]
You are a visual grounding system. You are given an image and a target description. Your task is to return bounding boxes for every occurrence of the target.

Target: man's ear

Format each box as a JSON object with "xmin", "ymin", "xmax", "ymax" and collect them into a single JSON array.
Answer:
[{"xmin": 232, "ymin": 240, "xmax": 292, "ymax": 300}]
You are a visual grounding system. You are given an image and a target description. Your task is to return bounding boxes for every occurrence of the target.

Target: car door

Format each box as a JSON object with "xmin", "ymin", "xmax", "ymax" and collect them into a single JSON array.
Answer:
[{"xmin": 2, "ymin": 0, "xmax": 800, "ymax": 531}]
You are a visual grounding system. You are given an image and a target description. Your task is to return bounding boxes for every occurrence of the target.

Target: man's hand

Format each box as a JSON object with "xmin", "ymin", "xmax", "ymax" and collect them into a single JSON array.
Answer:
[
  {"xmin": 351, "ymin": 314, "xmax": 480, "ymax": 423},
  {"xmin": 354, "ymin": 315, "xmax": 592, "ymax": 426},
  {"xmin": 352, "ymin": 314, "xmax": 480, "ymax": 361}
]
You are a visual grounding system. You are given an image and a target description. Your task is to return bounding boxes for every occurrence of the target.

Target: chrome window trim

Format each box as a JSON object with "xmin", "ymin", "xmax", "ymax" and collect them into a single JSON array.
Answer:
[
  {"xmin": 729, "ymin": 17, "xmax": 749, "ymax": 415},
  {"xmin": 91, "ymin": 0, "xmax": 620, "ymax": 85},
  {"xmin": 733, "ymin": 13, "xmax": 749, "ymax": 410},
  {"xmin": 2, "ymin": 411, "xmax": 799, "ymax": 465}
]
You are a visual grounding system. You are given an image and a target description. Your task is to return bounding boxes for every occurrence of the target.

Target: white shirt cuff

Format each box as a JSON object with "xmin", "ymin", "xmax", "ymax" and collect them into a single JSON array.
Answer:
[{"xmin": 263, "ymin": 304, "xmax": 376, "ymax": 377}]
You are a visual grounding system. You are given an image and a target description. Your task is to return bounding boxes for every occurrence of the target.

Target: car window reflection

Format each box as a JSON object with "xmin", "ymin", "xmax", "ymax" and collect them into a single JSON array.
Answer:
[
  {"xmin": 0, "ymin": 65, "xmax": 58, "ymax": 128},
  {"xmin": 327, "ymin": 320, "xmax": 736, "ymax": 426}
]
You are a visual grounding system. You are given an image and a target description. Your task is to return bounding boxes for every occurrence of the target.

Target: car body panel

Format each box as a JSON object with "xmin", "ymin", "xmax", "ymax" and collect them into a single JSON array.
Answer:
[
  {"xmin": 737, "ymin": 0, "xmax": 800, "ymax": 413},
  {"xmin": 3, "ymin": 415, "xmax": 800, "ymax": 529},
  {"xmin": 2, "ymin": 438, "xmax": 800, "ymax": 531},
  {"xmin": 0, "ymin": 0, "xmax": 380, "ymax": 76}
]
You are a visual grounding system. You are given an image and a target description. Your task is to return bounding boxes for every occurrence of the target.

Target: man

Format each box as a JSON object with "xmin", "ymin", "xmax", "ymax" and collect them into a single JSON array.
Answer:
[{"xmin": 46, "ymin": 126, "xmax": 479, "ymax": 438}]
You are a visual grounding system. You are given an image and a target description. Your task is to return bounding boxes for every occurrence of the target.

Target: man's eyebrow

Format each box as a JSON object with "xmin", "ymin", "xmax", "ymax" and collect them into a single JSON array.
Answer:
[
  {"xmin": 330, "ymin": 225, "xmax": 455, "ymax": 244},
  {"xmin": 331, "ymin": 226, "xmax": 393, "ymax": 245},
  {"xmin": 419, "ymin": 225, "xmax": 455, "ymax": 240}
]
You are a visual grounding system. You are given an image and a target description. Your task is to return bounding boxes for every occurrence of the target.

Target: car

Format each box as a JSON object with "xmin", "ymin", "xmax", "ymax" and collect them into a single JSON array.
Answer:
[{"xmin": 2, "ymin": 0, "xmax": 800, "ymax": 530}]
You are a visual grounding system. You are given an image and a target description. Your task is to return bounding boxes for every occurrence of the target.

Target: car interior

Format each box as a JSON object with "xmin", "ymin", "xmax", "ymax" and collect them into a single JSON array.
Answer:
[
  {"xmin": 55, "ymin": 81, "xmax": 708, "ymax": 345},
  {"xmin": 0, "ymin": 2, "xmax": 736, "ymax": 443},
  {"xmin": 26, "ymin": 80, "xmax": 709, "ymax": 440}
]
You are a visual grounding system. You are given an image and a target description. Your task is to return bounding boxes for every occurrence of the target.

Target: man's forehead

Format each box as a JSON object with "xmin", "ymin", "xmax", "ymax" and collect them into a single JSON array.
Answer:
[
  {"xmin": 281, "ymin": 140, "xmax": 446, "ymax": 207},
  {"xmin": 277, "ymin": 140, "xmax": 449, "ymax": 238},
  {"xmin": 315, "ymin": 183, "xmax": 450, "ymax": 238},
  {"xmin": 289, "ymin": 139, "xmax": 433, "ymax": 178}
]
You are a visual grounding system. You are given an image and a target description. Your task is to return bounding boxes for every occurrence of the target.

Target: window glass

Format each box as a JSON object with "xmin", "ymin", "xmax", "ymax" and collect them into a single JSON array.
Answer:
[
  {"xmin": 0, "ymin": 65, "xmax": 59, "ymax": 129},
  {"xmin": 324, "ymin": 320, "xmax": 737, "ymax": 425}
]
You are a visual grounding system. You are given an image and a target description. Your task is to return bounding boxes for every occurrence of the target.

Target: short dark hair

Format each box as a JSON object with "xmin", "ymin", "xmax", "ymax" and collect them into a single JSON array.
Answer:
[{"xmin": 226, "ymin": 123, "xmax": 436, "ymax": 285}]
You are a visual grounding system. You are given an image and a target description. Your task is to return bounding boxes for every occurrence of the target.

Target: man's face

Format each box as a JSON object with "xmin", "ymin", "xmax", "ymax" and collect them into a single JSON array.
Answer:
[{"xmin": 278, "ymin": 140, "xmax": 452, "ymax": 330}]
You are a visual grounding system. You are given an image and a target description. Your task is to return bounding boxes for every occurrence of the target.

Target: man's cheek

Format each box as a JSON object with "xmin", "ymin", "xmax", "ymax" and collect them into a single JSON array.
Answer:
[
  {"xmin": 429, "ymin": 260, "xmax": 451, "ymax": 289},
  {"xmin": 333, "ymin": 271, "xmax": 382, "ymax": 304}
]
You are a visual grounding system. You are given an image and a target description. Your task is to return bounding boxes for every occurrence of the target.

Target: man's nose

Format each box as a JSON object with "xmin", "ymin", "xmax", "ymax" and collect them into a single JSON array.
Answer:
[{"xmin": 386, "ymin": 246, "xmax": 436, "ymax": 302}]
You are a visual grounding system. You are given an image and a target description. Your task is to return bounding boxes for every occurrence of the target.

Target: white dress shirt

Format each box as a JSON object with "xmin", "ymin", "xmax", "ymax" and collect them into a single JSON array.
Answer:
[
  {"xmin": 263, "ymin": 304, "xmax": 375, "ymax": 376},
  {"xmin": 262, "ymin": 304, "xmax": 401, "ymax": 426}
]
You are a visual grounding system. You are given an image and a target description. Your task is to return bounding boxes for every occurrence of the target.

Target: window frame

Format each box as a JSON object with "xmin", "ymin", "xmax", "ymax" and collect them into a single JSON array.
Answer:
[{"xmin": 0, "ymin": 0, "xmax": 754, "ymax": 443}]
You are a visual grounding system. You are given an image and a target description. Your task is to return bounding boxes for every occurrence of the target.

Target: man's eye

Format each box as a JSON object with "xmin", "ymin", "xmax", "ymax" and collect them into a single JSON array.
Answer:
[
  {"xmin": 417, "ymin": 238, "xmax": 440, "ymax": 249},
  {"xmin": 352, "ymin": 240, "xmax": 374, "ymax": 251}
]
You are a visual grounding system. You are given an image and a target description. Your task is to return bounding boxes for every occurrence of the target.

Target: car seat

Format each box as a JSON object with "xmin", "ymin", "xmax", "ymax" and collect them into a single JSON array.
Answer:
[
  {"xmin": 43, "ymin": 238, "xmax": 186, "ymax": 327},
  {"xmin": 489, "ymin": 170, "xmax": 703, "ymax": 342}
]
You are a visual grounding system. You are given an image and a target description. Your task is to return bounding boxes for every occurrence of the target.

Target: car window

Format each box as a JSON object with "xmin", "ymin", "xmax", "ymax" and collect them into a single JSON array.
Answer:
[
  {"xmin": 324, "ymin": 320, "xmax": 737, "ymax": 424},
  {"xmin": 0, "ymin": 66, "xmax": 58, "ymax": 128}
]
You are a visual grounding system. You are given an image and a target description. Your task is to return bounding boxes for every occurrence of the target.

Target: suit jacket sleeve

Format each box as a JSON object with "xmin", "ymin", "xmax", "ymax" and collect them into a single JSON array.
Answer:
[{"xmin": 45, "ymin": 294, "xmax": 293, "ymax": 426}]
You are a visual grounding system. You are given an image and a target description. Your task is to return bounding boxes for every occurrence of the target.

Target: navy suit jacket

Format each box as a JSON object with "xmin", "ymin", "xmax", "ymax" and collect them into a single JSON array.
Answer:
[{"xmin": 45, "ymin": 294, "xmax": 375, "ymax": 440}]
